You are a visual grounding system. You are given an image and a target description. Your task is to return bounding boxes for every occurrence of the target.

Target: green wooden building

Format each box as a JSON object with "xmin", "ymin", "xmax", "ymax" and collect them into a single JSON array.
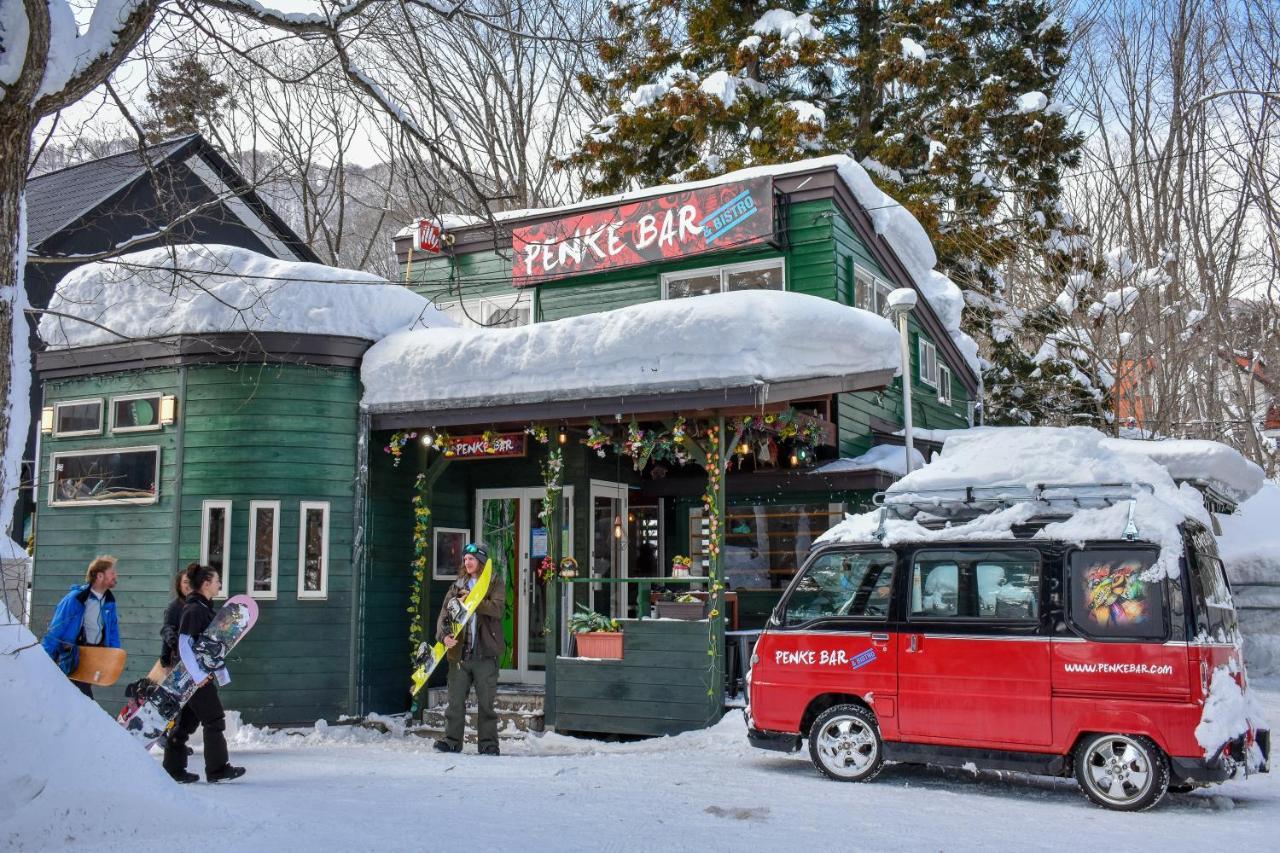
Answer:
[{"xmin": 30, "ymin": 156, "xmax": 980, "ymax": 735}]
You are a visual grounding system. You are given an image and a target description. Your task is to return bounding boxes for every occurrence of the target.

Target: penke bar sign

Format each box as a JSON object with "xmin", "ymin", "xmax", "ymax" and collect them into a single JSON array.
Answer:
[{"xmin": 512, "ymin": 177, "xmax": 774, "ymax": 286}]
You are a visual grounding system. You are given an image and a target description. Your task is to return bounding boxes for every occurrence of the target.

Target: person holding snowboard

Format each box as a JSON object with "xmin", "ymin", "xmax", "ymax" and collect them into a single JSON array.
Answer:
[
  {"xmin": 434, "ymin": 542, "xmax": 506, "ymax": 756},
  {"xmin": 162, "ymin": 564, "xmax": 246, "ymax": 784},
  {"xmin": 159, "ymin": 565, "xmax": 194, "ymax": 669},
  {"xmin": 41, "ymin": 555, "xmax": 121, "ymax": 699}
]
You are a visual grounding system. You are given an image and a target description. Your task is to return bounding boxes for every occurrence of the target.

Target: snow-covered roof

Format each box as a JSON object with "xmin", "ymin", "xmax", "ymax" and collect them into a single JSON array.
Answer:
[
  {"xmin": 39, "ymin": 244, "xmax": 448, "ymax": 349},
  {"xmin": 1100, "ymin": 437, "xmax": 1265, "ymax": 505},
  {"xmin": 402, "ymin": 155, "xmax": 979, "ymax": 375},
  {"xmin": 812, "ymin": 444, "xmax": 925, "ymax": 478},
  {"xmin": 818, "ymin": 427, "xmax": 1213, "ymax": 579},
  {"xmin": 362, "ymin": 290, "xmax": 900, "ymax": 414}
]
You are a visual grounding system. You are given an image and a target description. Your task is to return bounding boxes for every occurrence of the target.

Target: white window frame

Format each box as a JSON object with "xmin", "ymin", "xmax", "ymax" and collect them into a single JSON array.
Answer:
[
  {"xmin": 661, "ymin": 257, "xmax": 786, "ymax": 300},
  {"xmin": 48, "ymin": 445, "xmax": 160, "ymax": 506},
  {"xmin": 438, "ymin": 293, "xmax": 532, "ymax": 328},
  {"xmin": 109, "ymin": 392, "xmax": 164, "ymax": 434},
  {"xmin": 297, "ymin": 501, "xmax": 330, "ymax": 600},
  {"xmin": 853, "ymin": 264, "xmax": 896, "ymax": 316},
  {"xmin": 918, "ymin": 338, "xmax": 939, "ymax": 388},
  {"xmin": 938, "ymin": 364, "xmax": 953, "ymax": 405},
  {"xmin": 200, "ymin": 500, "xmax": 232, "ymax": 599},
  {"xmin": 247, "ymin": 500, "xmax": 281, "ymax": 599},
  {"xmin": 52, "ymin": 398, "xmax": 103, "ymax": 437}
]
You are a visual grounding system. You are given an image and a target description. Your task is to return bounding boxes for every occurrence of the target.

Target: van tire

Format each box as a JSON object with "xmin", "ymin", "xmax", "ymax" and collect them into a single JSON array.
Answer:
[
  {"xmin": 808, "ymin": 704, "xmax": 884, "ymax": 783},
  {"xmin": 1073, "ymin": 733, "xmax": 1169, "ymax": 811}
]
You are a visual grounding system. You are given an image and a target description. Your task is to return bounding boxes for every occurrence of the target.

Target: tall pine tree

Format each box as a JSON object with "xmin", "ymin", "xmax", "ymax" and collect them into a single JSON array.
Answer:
[{"xmin": 567, "ymin": 0, "xmax": 1105, "ymax": 427}]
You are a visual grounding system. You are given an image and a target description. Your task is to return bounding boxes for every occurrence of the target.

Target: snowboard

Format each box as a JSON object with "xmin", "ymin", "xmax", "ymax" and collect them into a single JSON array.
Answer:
[
  {"xmin": 119, "ymin": 595, "xmax": 259, "ymax": 749},
  {"xmin": 410, "ymin": 559, "xmax": 493, "ymax": 697},
  {"xmin": 69, "ymin": 645, "xmax": 127, "ymax": 686}
]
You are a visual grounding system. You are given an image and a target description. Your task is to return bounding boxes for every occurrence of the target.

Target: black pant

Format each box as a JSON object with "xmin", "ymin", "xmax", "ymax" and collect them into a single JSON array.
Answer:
[
  {"xmin": 73, "ymin": 680, "xmax": 93, "ymax": 699},
  {"xmin": 163, "ymin": 682, "xmax": 229, "ymax": 774}
]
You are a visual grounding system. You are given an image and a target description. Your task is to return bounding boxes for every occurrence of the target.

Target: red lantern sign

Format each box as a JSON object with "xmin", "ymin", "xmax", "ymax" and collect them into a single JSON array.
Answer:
[{"xmin": 416, "ymin": 219, "xmax": 443, "ymax": 253}]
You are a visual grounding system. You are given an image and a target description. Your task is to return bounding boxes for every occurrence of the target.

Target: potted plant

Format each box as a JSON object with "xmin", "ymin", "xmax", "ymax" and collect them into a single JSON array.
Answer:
[
  {"xmin": 653, "ymin": 591, "xmax": 707, "ymax": 620},
  {"xmin": 568, "ymin": 605, "xmax": 623, "ymax": 658}
]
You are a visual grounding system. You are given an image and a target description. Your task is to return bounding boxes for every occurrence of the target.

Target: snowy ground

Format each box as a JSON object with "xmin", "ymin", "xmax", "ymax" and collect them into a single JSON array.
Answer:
[{"xmin": 10, "ymin": 684, "xmax": 1276, "ymax": 853}]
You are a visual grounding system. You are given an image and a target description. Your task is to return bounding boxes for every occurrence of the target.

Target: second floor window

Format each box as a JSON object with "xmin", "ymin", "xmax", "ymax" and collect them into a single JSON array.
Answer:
[{"xmin": 662, "ymin": 259, "xmax": 784, "ymax": 300}]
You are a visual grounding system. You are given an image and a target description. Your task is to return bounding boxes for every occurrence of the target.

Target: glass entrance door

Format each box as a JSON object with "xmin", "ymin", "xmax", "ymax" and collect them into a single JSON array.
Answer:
[
  {"xmin": 589, "ymin": 481, "xmax": 629, "ymax": 618},
  {"xmin": 476, "ymin": 487, "xmax": 573, "ymax": 684}
]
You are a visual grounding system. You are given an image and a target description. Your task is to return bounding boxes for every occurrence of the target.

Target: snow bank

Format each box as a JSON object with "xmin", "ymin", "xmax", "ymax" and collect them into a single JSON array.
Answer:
[
  {"xmin": 0, "ymin": 602, "xmax": 219, "ymax": 849},
  {"xmin": 819, "ymin": 427, "xmax": 1211, "ymax": 580},
  {"xmin": 812, "ymin": 444, "xmax": 925, "ymax": 477},
  {"xmin": 362, "ymin": 290, "xmax": 900, "ymax": 411},
  {"xmin": 39, "ymin": 244, "xmax": 446, "ymax": 349},
  {"xmin": 1218, "ymin": 483, "xmax": 1280, "ymax": 677}
]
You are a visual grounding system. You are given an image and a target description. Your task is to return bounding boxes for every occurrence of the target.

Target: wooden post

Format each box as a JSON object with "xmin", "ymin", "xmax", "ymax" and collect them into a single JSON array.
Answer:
[
  {"xmin": 711, "ymin": 415, "xmax": 727, "ymax": 714},
  {"xmin": 544, "ymin": 444, "xmax": 565, "ymax": 729}
]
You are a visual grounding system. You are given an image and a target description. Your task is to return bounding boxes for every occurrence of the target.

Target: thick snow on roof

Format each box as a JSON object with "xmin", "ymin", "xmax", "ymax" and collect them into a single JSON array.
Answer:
[
  {"xmin": 0, "ymin": 602, "xmax": 219, "ymax": 846},
  {"xmin": 39, "ymin": 244, "xmax": 446, "ymax": 349},
  {"xmin": 403, "ymin": 156, "xmax": 979, "ymax": 374},
  {"xmin": 812, "ymin": 444, "xmax": 925, "ymax": 478},
  {"xmin": 362, "ymin": 290, "xmax": 900, "ymax": 411},
  {"xmin": 1101, "ymin": 437, "xmax": 1265, "ymax": 504},
  {"xmin": 818, "ymin": 427, "xmax": 1212, "ymax": 579}
]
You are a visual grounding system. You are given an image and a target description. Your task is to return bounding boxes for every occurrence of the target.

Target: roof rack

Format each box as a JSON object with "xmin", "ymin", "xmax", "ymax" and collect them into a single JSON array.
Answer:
[{"xmin": 873, "ymin": 482, "xmax": 1155, "ymax": 511}]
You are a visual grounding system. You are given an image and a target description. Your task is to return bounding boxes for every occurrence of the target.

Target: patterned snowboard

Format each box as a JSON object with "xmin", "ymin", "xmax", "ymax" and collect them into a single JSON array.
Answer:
[
  {"xmin": 118, "ymin": 595, "xmax": 258, "ymax": 750},
  {"xmin": 410, "ymin": 559, "xmax": 493, "ymax": 697}
]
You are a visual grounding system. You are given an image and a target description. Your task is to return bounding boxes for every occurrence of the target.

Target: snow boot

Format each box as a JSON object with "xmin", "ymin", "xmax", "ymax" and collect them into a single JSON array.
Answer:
[
  {"xmin": 206, "ymin": 764, "xmax": 246, "ymax": 783},
  {"xmin": 478, "ymin": 744, "xmax": 500, "ymax": 756},
  {"xmin": 433, "ymin": 739, "xmax": 460, "ymax": 753},
  {"xmin": 168, "ymin": 769, "xmax": 199, "ymax": 784}
]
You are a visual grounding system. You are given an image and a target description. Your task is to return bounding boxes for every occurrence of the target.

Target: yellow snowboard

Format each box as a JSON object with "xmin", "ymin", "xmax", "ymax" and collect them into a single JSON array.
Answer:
[{"xmin": 410, "ymin": 559, "xmax": 493, "ymax": 696}]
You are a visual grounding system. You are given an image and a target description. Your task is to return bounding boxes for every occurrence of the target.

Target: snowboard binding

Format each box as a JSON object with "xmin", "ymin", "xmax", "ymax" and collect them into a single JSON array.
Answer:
[{"xmin": 193, "ymin": 636, "xmax": 229, "ymax": 673}]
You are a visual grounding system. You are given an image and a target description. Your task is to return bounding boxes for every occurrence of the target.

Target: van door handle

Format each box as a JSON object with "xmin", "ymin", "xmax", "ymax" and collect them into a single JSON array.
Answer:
[
  {"xmin": 908, "ymin": 634, "xmax": 919, "ymax": 653},
  {"xmin": 871, "ymin": 633, "xmax": 890, "ymax": 642}
]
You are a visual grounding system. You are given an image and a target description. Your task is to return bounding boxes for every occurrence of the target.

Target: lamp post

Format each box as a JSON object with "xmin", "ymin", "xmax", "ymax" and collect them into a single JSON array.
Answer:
[{"xmin": 887, "ymin": 288, "xmax": 918, "ymax": 475}]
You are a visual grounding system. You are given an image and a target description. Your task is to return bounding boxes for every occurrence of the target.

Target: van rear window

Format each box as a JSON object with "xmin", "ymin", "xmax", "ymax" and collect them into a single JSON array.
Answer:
[
  {"xmin": 1068, "ymin": 550, "xmax": 1166, "ymax": 641},
  {"xmin": 909, "ymin": 550, "xmax": 1040, "ymax": 621}
]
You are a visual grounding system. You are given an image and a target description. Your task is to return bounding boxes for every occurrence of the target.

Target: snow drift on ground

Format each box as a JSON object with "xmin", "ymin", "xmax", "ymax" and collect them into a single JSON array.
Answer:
[
  {"xmin": 0, "ymin": 602, "xmax": 220, "ymax": 851},
  {"xmin": 361, "ymin": 290, "xmax": 901, "ymax": 411},
  {"xmin": 819, "ymin": 427, "xmax": 1211, "ymax": 580},
  {"xmin": 401, "ymin": 155, "xmax": 979, "ymax": 374},
  {"xmin": 39, "ymin": 244, "xmax": 447, "ymax": 348}
]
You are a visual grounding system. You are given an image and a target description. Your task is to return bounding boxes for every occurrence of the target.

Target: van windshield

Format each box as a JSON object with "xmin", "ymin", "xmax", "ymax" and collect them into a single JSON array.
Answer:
[
  {"xmin": 782, "ymin": 551, "xmax": 895, "ymax": 626},
  {"xmin": 1068, "ymin": 549, "xmax": 1166, "ymax": 641}
]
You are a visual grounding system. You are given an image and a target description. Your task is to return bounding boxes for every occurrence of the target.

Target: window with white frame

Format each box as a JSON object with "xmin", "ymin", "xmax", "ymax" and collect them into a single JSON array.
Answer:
[
  {"xmin": 49, "ymin": 446, "xmax": 159, "ymax": 505},
  {"xmin": 663, "ymin": 258, "xmax": 784, "ymax": 300},
  {"xmin": 53, "ymin": 399, "xmax": 103, "ymax": 437},
  {"xmin": 248, "ymin": 500, "xmax": 280, "ymax": 599},
  {"xmin": 853, "ymin": 266, "xmax": 895, "ymax": 317},
  {"xmin": 918, "ymin": 338, "xmax": 939, "ymax": 388},
  {"xmin": 938, "ymin": 364, "xmax": 953, "ymax": 405},
  {"xmin": 438, "ymin": 292, "xmax": 532, "ymax": 328},
  {"xmin": 110, "ymin": 393, "xmax": 163, "ymax": 433},
  {"xmin": 200, "ymin": 500, "xmax": 232, "ymax": 599},
  {"xmin": 297, "ymin": 501, "xmax": 330, "ymax": 599}
]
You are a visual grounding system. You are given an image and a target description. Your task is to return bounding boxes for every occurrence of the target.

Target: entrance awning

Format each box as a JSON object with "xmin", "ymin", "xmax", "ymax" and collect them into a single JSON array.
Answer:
[{"xmin": 362, "ymin": 291, "xmax": 900, "ymax": 428}]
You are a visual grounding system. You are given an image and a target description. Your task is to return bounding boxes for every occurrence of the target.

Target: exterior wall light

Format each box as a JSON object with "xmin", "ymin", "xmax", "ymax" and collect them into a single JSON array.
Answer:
[
  {"xmin": 159, "ymin": 395, "xmax": 178, "ymax": 426},
  {"xmin": 40, "ymin": 407, "xmax": 54, "ymax": 434}
]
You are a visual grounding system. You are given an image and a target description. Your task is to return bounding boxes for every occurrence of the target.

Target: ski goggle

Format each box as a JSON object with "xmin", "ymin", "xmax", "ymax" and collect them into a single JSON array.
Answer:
[{"xmin": 464, "ymin": 543, "xmax": 483, "ymax": 556}]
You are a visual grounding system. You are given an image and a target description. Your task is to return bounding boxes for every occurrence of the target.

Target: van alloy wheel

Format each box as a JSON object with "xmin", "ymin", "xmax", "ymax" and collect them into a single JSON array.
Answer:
[
  {"xmin": 808, "ymin": 704, "xmax": 884, "ymax": 783},
  {"xmin": 1074, "ymin": 733, "xmax": 1169, "ymax": 811}
]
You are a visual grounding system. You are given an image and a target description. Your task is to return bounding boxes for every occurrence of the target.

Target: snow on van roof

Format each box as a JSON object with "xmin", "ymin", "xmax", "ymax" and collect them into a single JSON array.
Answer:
[
  {"xmin": 1100, "ymin": 437, "xmax": 1265, "ymax": 504},
  {"xmin": 39, "ymin": 244, "xmax": 447, "ymax": 349},
  {"xmin": 818, "ymin": 427, "xmax": 1212, "ymax": 580}
]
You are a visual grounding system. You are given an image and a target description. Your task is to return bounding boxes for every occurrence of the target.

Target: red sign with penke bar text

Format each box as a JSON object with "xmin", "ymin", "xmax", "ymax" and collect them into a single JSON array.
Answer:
[{"xmin": 511, "ymin": 177, "xmax": 774, "ymax": 286}]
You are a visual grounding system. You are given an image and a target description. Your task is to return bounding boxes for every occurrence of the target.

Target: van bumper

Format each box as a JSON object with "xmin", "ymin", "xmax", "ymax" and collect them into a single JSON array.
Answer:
[
  {"xmin": 747, "ymin": 726, "xmax": 801, "ymax": 754},
  {"xmin": 1172, "ymin": 729, "xmax": 1270, "ymax": 784}
]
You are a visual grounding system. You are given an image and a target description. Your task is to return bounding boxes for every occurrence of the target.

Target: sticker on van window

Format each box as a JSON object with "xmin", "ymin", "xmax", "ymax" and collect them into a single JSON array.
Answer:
[
  {"xmin": 851, "ymin": 649, "xmax": 877, "ymax": 670},
  {"xmin": 1083, "ymin": 560, "xmax": 1150, "ymax": 628}
]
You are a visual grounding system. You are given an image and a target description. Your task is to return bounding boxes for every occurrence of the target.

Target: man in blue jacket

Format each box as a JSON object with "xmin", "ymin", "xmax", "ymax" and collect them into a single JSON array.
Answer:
[{"xmin": 41, "ymin": 555, "xmax": 121, "ymax": 698}]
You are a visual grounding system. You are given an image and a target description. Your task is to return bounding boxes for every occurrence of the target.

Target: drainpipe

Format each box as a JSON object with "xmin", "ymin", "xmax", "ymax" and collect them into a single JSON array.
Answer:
[{"xmin": 888, "ymin": 289, "xmax": 919, "ymax": 475}]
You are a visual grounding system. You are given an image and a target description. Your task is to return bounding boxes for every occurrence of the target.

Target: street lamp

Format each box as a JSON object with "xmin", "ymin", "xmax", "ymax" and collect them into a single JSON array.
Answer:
[{"xmin": 887, "ymin": 288, "xmax": 918, "ymax": 475}]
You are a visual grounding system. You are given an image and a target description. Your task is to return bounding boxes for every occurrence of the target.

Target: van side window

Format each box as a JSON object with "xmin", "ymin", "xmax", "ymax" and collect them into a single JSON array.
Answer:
[
  {"xmin": 1067, "ymin": 550, "xmax": 1166, "ymax": 641},
  {"xmin": 1189, "ymin": 551, "xmax": 1239, "ymax": 644},
  {"xmin": 909, "ymin": 550, "xmax": 1040, "ymax": 620},
  {"xmin": 783, "ymin": 551, "xmax": 895, "ymax": 626}
]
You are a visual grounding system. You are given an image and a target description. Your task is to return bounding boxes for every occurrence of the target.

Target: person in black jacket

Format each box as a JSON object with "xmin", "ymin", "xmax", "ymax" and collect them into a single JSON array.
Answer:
[
  {"xmin": 159, "ymin": 566, "xmax": 193, "ymax": 669},
  {"xmin": 162, "ymin": 564, "xmax": 246, "ymax": 784}
]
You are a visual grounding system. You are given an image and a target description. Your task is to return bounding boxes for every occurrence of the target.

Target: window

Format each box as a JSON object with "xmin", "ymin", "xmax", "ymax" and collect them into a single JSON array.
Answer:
[
  {"xmin": 438, "ymin": 292, "xmax": 532, "ymax": 328},
  {"xmin": 53, "ymin": 399, "xmax": 103, "ymax": 437},
  {"xmin": 938, "ymin": 364, "xmax": 953, "ymax": 405},
  {"xmin": 110, "ymin": 393, "xmax": 163, "ymax": 433},
  {"xmin": 691, "ymin": 502, "xmax": 844, "ymax": 588},
  {"xmin": 248, "ymin": 500, "xmax": 280, "ymax": 599},
  {"xmin": 1067, "ymin": 549, "xmax": 1166, "ymax": 641},
  {"xmin": 1189, "ymin": 551, "xmax": 1239, "ymax": 644},
  {"xmin": 663, "ymin": 259, "xmax": 784, "ymax": 299},
  {"xmin": 297, "ymin": 502, "xmax": 330, "ymax": 599},
  {"xmin": 200, "ymin": 500, "xmax": 232, "ymax": 599},
  {"xmin": 433, "ymin": 528, "xmax": 470, "ymax": 581},
  {"xmin": 910, "ymin": 549, "xmax": 1041, "ymax": 620},
  {"xmin": 49, "ymin": 446, "xmax": 159, "ymax": 505},
  {"xmin": 918, "ymin": 338, "xmax": 939, "ymax": 388},
  {"xmin": 783, "ymin": 550, "xmax": 896, "ymax": 626},
  {"xmin": 853, "ymin": 266, "xmax": 895, "ymax": 317}
]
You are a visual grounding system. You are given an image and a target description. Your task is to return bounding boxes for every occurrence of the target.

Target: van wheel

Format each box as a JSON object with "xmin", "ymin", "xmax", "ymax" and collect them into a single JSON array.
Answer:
[
  {"xmin": 808, "ymin": 704, "xmax": 884, "ymax": 783},
  {"xmin": 1074, "ymin": 733, "xmax": 1169, "ymax": 811}
]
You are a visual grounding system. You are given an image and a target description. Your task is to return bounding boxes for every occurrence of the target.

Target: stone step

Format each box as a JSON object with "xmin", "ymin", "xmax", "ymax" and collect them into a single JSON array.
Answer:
[
  {"xmin": 423, "ymin": 685, "xmax": 544, "ymax": 713},
  {"xmin": 420, "ymin": 706, "xmax": 544, "ymax": 733}
]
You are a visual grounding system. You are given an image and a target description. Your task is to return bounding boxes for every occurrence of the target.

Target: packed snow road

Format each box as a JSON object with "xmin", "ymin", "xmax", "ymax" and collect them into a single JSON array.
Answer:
[{"xmin": 24, "ymin": 685, "xmax": 1278, "ymax": 853}]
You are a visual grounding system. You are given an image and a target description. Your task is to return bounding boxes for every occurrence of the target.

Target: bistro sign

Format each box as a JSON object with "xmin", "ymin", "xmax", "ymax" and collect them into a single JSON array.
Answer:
[
  {"xmin": 512, "ymin": 177, "xmax": 774, "ymax": 286},
  {"xmin": 440, "ymin": 431, "xmax": 528, "ymax": 460}
]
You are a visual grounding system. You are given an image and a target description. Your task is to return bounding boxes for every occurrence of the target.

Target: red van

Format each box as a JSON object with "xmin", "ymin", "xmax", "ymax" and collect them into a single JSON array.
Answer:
[{"xmin": 746, "ymin": 508, "xmax": 1270, "ymax": 811}]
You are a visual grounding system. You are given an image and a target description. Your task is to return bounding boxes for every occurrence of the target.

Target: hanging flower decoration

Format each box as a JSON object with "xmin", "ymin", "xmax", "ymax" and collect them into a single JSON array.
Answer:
[
  {"xmin": 538, "ymin": 556, "xmax": 557, "ymax": 583},
  {"xmin": 702, "ymin": 423, "xmax": 723, "ymax": 560},
  {"xmin": 527, "ymin": 424, "xmax": 550, "ymax": 445},
  {"xmin": 408, "ymin": 474, "xmax": 431, "ymax": 661},
  {"xmin": 384, "ymin": 430, "xmax": 418, "ymax": 467},
  {"xmin": 431, "ymin": 430, "xmax": 455, "ymax": 457},
  {"xmin": 481, "ymin": 429, "xmax": 502, "ymax": 454},
  {"xmin": 585, "ymin": 419, "xmax": 613, "ymax": 457}
]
